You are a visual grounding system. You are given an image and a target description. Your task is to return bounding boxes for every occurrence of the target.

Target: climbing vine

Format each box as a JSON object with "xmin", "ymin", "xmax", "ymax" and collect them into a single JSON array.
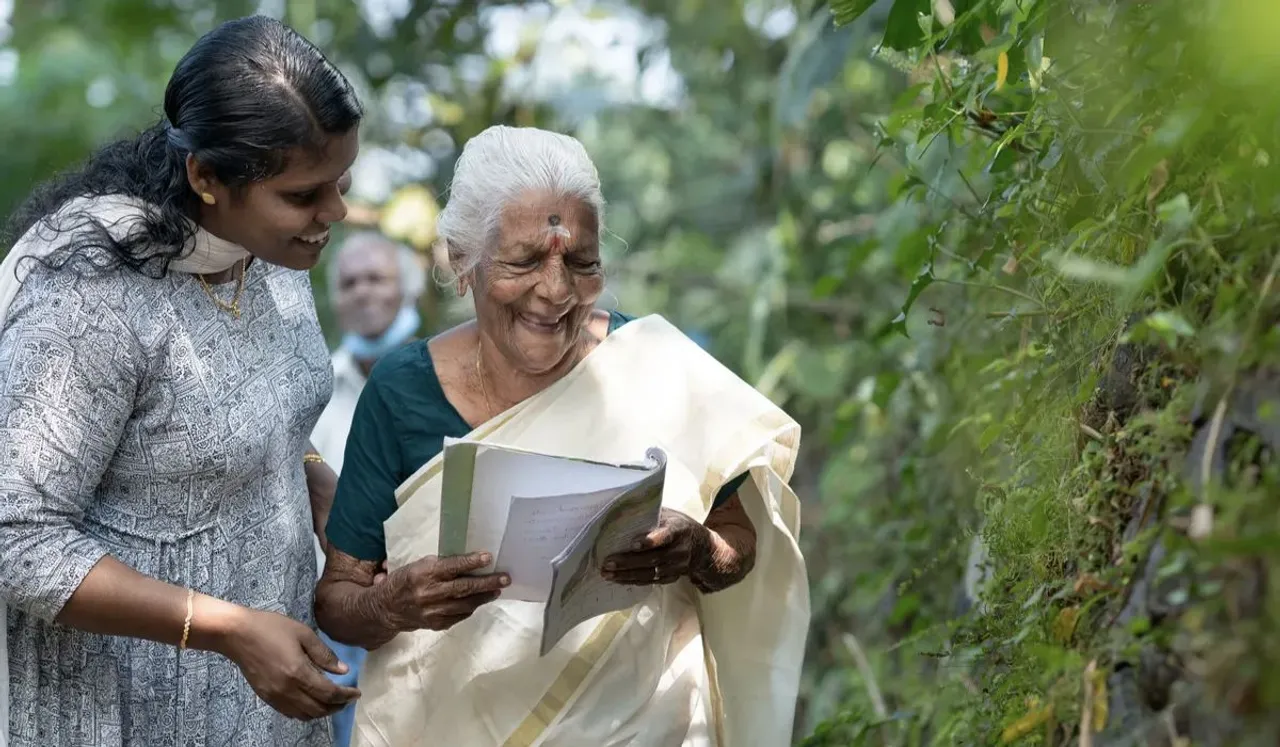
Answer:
[{"xmin": 802, "ymin": 0, "xmax": 1280, "ymax": 743}]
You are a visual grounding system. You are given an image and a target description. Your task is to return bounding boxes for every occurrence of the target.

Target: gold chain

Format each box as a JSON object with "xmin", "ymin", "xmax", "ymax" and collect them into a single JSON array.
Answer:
[
  {"xmin": 196, "ymin": 258, "xmax": 247, "ymax": 319},
  {"xmin": 474, "ymin": 329, "xmax": 599, "ymax": 420},
  {"xmin": 475, "ymin": 341, "xmax": 496, "ymax": 418}
]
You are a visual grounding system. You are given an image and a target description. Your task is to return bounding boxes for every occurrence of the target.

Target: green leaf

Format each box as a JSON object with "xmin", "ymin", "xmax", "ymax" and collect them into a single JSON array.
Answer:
[
  {"xmin": 987, "ymin": 146, "xmax": 1020, "ymax": 174},
  {"xmin": 871, "ymin": 371, "xmax": 903, "ymax": 410},
  {"xmin": 946, "ymin": 0, "xmax": 992, "ymax": 54},
  {"xmin": 775, "ymin": 12, "xmax": 860, "ymax": 129},
  {"xmin": 1125, "ymin": 237, "xmax": 1185, "ymax": 301},
  {"xmin": 812, "ymin": 274, "xmax": 843, "ymax": 298},
  {"xmin": 1121, "ymin": 108, "xmax": 1212, "ymax": 190},
  {"xmin": 894, "ymin": 173, "xmax": 927, "ymax": 199},
  {"xmin": 831, "ymin": 0, "xmax": 878, "ymax": 27},
  {"xmin": 978, "ymin": 421, "xmax": 1003, "ymax": 451},
  {"xmin": 1026, "ymin": 34, "xmax": 1045, "ymax": 90},
  {"xmin": 974, "ymin": 34, "xmax": 1015, "ymax": 64},
  {"xmin": 886, "ymin": 262, "xmax": 935, "ymax": 338},
  {"xmin": 882, "ymin": 0, "xmax": 931, "ymax": 51},
  {"xmin": 1038, "ymin": 138, "xmax": 1064, "ymax": 171},
  {"xmin": 880, "ymin": 311, "xmax": 910, "ymax": 340}
]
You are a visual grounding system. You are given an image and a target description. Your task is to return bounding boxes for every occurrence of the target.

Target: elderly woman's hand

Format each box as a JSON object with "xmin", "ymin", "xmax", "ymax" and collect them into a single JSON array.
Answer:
[
  {"xmin": 377, "ymin": 551, "xmax": 509, "ymax": 634},
  {"xmin": 600, "ymin": 508, "xmax": 713, "ymax": 587},
  {"xmin": 601, "ymin": 497, "xmax": 758, "ymax": 594},
  {"xmin": 304, "ymin": 456, "xmax": 338, "ymax": 552}
]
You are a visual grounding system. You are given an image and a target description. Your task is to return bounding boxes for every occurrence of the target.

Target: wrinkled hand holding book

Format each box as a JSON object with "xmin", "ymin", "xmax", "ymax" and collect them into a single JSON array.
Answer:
[{"xmin": 438, "ymin": 440, "xmax": 668, "ymax": 655}]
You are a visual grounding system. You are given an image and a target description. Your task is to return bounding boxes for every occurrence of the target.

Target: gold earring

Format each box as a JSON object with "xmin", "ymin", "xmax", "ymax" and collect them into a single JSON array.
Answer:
[{"xmin": 200, "ymin": 192, "xmax": 216, "ymax": 206}]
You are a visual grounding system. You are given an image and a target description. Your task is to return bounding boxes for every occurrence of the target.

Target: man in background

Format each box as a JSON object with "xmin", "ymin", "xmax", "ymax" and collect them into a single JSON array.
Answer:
[
  {"xmin": 313, "ymin": 230, "xmax": 426, "ymax": 470},
  {"xmin": 312, "ymin": 230, "xmax": 426, "ymax": 747}
]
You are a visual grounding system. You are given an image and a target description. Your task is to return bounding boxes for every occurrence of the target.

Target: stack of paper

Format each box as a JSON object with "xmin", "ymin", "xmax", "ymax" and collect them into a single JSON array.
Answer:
[{"xmin": 439, "ymin": 440, "xmax": 667, "ymax": 655}]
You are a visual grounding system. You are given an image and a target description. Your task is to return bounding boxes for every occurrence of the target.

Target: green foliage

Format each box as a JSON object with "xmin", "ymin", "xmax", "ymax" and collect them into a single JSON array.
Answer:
[
  {"xmin": 804, "ymin": 0, "xmax": 1280, "ymax": 743},
  {"xmin": 831, "ymin": 0, "xmax": 878, "ymax": 29}
]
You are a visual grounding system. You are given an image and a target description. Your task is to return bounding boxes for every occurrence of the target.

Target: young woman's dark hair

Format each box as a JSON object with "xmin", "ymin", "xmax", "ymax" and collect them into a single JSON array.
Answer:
[{"xmin": 4, "ymin": 15, "xmax": 363, "ymax": 277}]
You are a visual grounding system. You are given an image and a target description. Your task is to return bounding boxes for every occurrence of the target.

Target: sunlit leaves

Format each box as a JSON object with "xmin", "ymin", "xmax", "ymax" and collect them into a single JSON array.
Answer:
[
  {"xmin": 814, "ymin": 1, "xmax": 1280, "ymax": 742},
  {"xmin": 1053, "ymin": 192, "xmax": 1197, "ymax": 303},
  {"xmin": 999, "ymin": 698, "xmax": 1053, "ymax": 743},
  {"xmin": 1050, "ymin": 605, "xmax": 1080, "ymax": 643},
  {"xmin": 830, "ymin": 0, "xmax": 879, "ymax": 28}
]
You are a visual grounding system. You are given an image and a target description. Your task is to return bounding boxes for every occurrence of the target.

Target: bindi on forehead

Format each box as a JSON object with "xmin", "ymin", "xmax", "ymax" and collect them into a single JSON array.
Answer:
[
  {"xmin": 545, "ymin": 213, "xmax": 571, "ymax": 250},
  {"xmin": 498, "ymin": 194, "xmax": 596, "ymax": 256}
]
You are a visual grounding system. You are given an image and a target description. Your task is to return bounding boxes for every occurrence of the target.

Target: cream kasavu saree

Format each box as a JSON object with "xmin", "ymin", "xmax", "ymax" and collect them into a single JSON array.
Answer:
[{"xmin": 351, "ymin": 314, "xmax": 809, "ymax": 747}]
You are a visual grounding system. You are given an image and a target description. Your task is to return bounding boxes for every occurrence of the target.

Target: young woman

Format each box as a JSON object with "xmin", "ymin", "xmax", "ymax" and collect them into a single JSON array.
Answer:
[{"xmin": 0, "ymin": 15, "xmax": 362, "ymax": 747}]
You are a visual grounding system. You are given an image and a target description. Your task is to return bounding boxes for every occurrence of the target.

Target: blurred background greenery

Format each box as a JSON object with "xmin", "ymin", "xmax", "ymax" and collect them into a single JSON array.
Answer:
[{"xmin": 3, "ymin": 0, "xmax": 1279, "ymax": 744}]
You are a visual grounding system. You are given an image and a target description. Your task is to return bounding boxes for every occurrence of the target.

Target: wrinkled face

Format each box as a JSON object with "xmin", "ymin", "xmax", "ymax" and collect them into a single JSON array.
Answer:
[
  {"xmin": 193, "ymin": 127, "xmax": 360, "ymax": 271},
  {"xmin": 334, "ymin": 240, "xmax": 403, "ymax": 338},
  {"xmin": 469, "ymin": 190, "xmax": 604, "ymax": 376}
]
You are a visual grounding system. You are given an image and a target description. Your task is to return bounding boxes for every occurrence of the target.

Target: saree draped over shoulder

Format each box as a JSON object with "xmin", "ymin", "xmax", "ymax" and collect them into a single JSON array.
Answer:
[{"xmin": 351, "ymin": 315, "xmax": 808, "ymax": 747}]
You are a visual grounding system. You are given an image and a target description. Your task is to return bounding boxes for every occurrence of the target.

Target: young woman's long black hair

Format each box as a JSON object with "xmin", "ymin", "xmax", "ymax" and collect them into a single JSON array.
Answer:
[{"xmin": 4, "ymin": 15, "xmax": 364, "ymax": 277}]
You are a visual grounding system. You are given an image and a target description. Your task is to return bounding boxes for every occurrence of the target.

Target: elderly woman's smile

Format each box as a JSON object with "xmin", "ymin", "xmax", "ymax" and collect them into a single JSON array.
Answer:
[{"xmin": 516, "ymin": 312, "xmax": 568, "ymax": 333}]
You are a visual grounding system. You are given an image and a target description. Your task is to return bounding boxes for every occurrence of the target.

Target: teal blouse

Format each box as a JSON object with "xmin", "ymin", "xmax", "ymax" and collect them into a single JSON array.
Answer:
[{"xmin": 327, "ymin": 311, "xmax": 748, "ymax": 562}]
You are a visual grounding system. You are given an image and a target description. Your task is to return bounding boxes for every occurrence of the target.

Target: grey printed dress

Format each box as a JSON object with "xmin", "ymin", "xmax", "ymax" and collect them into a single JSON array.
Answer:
[{"xmin": 0, "ymin": 252, "xmax": 333, "ymax": 746}]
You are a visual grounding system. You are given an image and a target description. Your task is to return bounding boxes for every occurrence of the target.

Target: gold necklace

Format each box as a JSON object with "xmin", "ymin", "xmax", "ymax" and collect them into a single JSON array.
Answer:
[
  {"xmin": 196, "ymin": 258, "xmax": 247, "ymax": 319},
  {"xmin": 475, "ymin": 341, "xmax": 497, "ymax": 417},
  {"xmin": 474, "ymin": 333, "xmax": 594, "ymax": 419}
]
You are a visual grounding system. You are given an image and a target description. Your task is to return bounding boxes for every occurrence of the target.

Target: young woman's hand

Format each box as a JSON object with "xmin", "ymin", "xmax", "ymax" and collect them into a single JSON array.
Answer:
[{"xmin": 217, "ymin": 607, "xmax": 360, "ymax": 720}]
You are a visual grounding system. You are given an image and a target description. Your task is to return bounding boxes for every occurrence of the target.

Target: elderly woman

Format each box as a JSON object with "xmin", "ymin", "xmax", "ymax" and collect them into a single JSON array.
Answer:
[
  {"xmin": 0, "ymin": 16, "xmax": 362, "ymax": 747},
  {"xmin": 315, "ymin": 126, "xmax": 808, "ymax": 747}
]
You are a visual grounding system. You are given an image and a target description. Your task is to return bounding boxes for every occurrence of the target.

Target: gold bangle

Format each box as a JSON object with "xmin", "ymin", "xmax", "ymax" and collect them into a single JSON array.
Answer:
[
  {"xmin": 303, "ymin": 452, "xmax": 324, "ymax": 465},
  {"xmin": 179, "ymin": 588, "xmax": 195, "ymax": 651}
]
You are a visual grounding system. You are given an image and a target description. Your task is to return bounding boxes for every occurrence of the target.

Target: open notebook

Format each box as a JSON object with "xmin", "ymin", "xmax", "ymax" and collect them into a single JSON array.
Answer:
[{"xmin": 439, "ymin": 439, "xmax": 667, "ymax": 655}]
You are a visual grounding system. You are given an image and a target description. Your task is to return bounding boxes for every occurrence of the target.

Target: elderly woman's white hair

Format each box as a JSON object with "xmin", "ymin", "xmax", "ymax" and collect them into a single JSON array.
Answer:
[
  {"xmin": 436, "ymin": 125, "xmax": 605, "ymax": 279},
  {"xmin": 326, "ymin": 230, "xmax": 426, "ymax": 307}
]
